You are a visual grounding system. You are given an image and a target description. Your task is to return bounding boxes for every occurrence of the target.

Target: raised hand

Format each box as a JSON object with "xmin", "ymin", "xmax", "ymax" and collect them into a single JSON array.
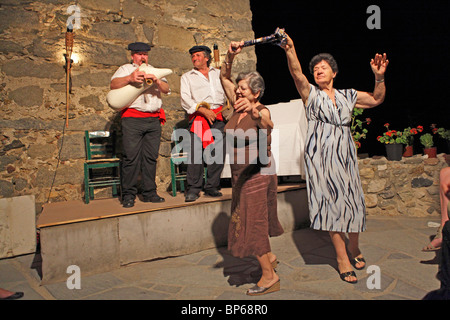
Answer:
[
  {"xmin": 229, "ymin": 41, "xmax": 244, "ymax": 55},
  {"xmin": 370, "ymin": 53, "xmax": 389, "ymax": 75},
  {"xmin": 280, "ymin": 33, "xmax": 294, "ymax": 51}
]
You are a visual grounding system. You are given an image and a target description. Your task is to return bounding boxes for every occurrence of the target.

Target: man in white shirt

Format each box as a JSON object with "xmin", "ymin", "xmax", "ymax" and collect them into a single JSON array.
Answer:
[
  {"xmin": 180, "ymin": 45, "xmax": 226, "ymax": 202},
  {"xmin": 110, "ymin": 42, "xmax": 170, "ymax": 208}
]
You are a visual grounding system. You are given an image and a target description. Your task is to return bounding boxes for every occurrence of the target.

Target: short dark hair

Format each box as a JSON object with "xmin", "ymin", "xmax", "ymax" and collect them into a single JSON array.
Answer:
[{"xmin": 309, "ymin": 53, "xmax": 338, "ymax": 75}]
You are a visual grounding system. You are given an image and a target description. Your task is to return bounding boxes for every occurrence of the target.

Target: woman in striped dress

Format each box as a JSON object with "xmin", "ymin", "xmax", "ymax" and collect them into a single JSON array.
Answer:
[{"xmin": 281, "ymin": 33, "xmax": 389, "ymax": 283}]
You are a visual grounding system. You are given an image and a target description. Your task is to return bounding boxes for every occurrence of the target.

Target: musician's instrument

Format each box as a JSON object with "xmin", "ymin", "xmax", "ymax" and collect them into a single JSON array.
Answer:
[
  {"xmin": 213, "ymin": 44, "xmax": 220, "ymax": 68},
  {"xmin": 236, "ymin": 27, "xmax": 287, "ymax": 50},
  {"xmin": 196, "ymin": 101, "xmax": 230, "ymax": 115},
  {"xmin": 107, "ymin": 64, "xmax": 172, "ymax": 111}
]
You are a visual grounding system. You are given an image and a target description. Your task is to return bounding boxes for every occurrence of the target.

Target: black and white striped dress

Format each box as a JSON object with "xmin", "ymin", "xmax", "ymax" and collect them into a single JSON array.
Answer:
[{"xmin": 304, "ymin": 85, "xmax": 366, "ymax": 233}]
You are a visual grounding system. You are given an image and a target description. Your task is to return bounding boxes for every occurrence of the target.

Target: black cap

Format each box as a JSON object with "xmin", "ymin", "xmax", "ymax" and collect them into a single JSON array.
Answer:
[
  {"xmin": 127, "ymin": 42, "xmax": 151, "ymax": 52},
  {"xmin": 189, "ymin": 45, "xmax": 211, "ymax": 55}
]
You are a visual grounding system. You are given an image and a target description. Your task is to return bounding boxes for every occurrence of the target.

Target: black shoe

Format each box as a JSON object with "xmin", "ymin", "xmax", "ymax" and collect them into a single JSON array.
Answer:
[
  {"xmin": 143, "ymin": 194, "xmax": 165, "ymax": 203},
  {"xmin": 204, "ymin": 189, "xmax": 223, "ymax": 197},
  {"xmin": 185, "ymin": 192, "xmax": 199, "ymax": 202},
  {"xmin": 122, "ymin": 197, "xmax": 135, "ymax": 208},
  {"xmin": 0, "ymin": 292, "xmax": 24, "ymax": 300}
]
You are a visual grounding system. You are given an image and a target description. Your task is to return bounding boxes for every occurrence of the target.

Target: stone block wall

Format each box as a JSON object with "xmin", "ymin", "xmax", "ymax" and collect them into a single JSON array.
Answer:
[
  {"xmin": 359, "ymin": 153, "xmax": 449, "ymax": 217},
  {"xmin": 0, "ymin": 0, "xmax": 256, "ymax": 212}
]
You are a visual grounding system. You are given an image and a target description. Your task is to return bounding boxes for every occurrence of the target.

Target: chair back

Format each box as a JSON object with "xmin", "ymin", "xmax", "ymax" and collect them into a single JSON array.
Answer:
[{"xmin": 85, "ymin": 130, "xmax": 117, "ymax": 160}]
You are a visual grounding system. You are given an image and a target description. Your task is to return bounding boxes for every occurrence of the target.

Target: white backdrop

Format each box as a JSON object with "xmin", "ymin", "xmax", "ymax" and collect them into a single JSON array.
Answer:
[{"xmin": 221, "ymin": 99, "xmax": 308, "ymax": 178}]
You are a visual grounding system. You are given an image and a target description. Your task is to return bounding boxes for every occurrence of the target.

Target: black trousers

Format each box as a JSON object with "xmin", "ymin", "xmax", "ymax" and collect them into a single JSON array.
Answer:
[
  {"xmin": 186, "ymin": 120, "xmax": 225, "ymax": 195},
  {"xmin": 121, "ymin": 117, "xmax": 161, "ymax": 199}
]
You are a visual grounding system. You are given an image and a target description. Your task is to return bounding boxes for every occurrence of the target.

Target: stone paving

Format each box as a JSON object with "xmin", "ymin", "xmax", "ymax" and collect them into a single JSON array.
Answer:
[{"xmin": 0, "ymin": 215, "xmax": 445, "ymax": 301}]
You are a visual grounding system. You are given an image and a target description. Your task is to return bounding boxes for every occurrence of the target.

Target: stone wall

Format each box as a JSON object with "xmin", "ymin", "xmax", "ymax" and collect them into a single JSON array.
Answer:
[
  {"xmin": 0, "ymin": 0, "xmax": 256, "ymax": 213},
  {"xmin": 359, "ymin": 153, "xmax": 449, "ymax": 217}
]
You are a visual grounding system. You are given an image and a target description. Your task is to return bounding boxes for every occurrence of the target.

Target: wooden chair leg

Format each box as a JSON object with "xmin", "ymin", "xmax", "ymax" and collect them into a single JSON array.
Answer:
[
  {"xmin": 84, "ymin": 164, "xmax": 90, "ymax": 204},
  {"xmin": 170, "ymin": 161, "xmax": 177, "ymax": 197}
]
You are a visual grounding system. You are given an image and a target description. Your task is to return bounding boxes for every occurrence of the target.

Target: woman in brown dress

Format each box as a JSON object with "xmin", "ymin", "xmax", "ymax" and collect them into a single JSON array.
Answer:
[{"xmin": 220, "ymin": 41, "xmax": 284, "ymax": 296}]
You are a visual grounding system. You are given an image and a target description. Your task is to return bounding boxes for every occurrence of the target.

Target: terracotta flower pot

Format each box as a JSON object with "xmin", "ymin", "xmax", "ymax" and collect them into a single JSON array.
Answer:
[
  {"xmin": 403, "ymin": 145, "xmax": 413, "ymax": 157},
  {"xmin": 424, "ymin": 147, "xmax": 437, "ymax": 158}
]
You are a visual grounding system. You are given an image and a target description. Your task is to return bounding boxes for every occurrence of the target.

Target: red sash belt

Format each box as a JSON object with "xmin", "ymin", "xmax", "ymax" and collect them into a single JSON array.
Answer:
[
  {"xmin": 121, "ymin": 108, "xmax": 166, "ymax": 125},
  {"xmin": 189, "ymin": 106, "xmax": 223, "ymax": 148}
]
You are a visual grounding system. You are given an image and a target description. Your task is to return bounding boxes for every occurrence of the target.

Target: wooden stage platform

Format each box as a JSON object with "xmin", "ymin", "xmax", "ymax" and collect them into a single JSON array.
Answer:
[
  {"xmin": 37, "ymin": 183, "xmax": 304, "ymax": 228},
  {"xmin": 37, "ymin": 183, "xmax": 308, "ymax": 284}
]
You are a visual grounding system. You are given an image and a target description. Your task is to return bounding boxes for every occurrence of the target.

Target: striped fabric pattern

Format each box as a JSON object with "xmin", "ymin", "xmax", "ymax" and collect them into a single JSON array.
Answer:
[{"xmin": 304, "ymin": 85, "xmax": 366, "ymax": 233}]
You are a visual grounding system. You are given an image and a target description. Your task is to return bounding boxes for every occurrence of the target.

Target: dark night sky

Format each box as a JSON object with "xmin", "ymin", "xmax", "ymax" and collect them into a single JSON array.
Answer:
[{"xmin": 249, "ymin": 0, "xmax": 450, "ymax": 156}]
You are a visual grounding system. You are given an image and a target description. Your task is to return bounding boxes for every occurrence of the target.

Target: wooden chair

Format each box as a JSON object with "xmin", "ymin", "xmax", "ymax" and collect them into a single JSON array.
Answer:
[
  {"xmin": 83, "ymin": 130, "xmax": 121, "ymax": 204},
  {"xmin": 170, "ymin": 127, "xmax": 206, "ymax": 196}
]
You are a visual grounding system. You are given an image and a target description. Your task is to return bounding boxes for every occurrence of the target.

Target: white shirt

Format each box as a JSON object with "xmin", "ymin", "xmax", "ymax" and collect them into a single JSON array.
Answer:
[
  {"xmin": 180, "ymin": 67, "xmax": 226, "ymax": 114},
  {"xmin": 111, "ymin": 63, "xmax": 168, "ymax": 113}
]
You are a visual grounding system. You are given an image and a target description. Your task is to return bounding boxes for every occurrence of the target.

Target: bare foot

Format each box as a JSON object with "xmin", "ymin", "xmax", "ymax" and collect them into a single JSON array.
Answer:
[
  {"xmin": 0, "ymin": 288, "xmax": 15, "ymax": 299},
  {"xmin": 423, "ymin": 237, "xmax": 442, "ymax": 251},
  {"xmin": 257, "ymin": 270, "xmax": 279, "ymax": 288},
  {"xmin": 337, "ymin": 260, "xmax": 357, "ymax": 283},
  {"xmin": 348, "ymin": 247, "xmax": 366, "ymax": 269}
]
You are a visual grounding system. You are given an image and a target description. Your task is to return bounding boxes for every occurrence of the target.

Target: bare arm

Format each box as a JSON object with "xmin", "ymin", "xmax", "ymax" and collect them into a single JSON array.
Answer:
[
  {"xmin": 151, "ymin": 77, "xmax": 170, "ymax": 94},
  {"xmin": 220, "ymin": 41, "xmax": 243, "ymax": 105},
  {"xmin": 281, "ymin": 34, "xmax": 310, "ymax": 105},
  {"xmin": 355, "ymin": 53, "xmax": 389, "ymax": 109}
]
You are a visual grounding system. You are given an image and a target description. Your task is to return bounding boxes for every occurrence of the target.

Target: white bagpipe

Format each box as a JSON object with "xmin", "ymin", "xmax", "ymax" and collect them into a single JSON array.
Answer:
[{"xmin": 106, "ymin": 64, "xmax": 173, "ymax": 111}]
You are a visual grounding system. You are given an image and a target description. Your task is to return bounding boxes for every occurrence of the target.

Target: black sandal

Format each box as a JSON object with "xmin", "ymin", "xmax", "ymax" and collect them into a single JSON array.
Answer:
[
  {"xmin": 339, "ymin": 271, "xmax": 358, "ymax": 284},
  {"xmin": 350, "ymin": 257, "xmax": 366, "ymax": 270}
]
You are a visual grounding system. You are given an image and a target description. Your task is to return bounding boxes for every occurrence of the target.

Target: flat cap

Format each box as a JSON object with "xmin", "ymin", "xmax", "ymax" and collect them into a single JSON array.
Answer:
[
  {"xmin": 127, "ymin": 42, "xmax": 151, "ymax": 52},
  {"xmin": 189, "ymin": 45, "xmax": 211, "ymax": 55}
]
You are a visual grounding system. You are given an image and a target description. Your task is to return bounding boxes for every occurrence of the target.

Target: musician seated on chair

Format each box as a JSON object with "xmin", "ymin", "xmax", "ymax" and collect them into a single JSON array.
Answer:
[
  {"xmin": 180, "ymin": 45, "xmax": 227, "ymax": 202},
  {"xmin": 110, "ymin": 42, "xmax": 170, "ymax": 208}
]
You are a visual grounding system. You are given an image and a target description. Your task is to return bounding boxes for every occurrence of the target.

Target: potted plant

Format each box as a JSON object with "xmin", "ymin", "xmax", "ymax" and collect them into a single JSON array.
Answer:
[
  {"xmin": 420, "ymin": 133, "xmax": 437, "ymax": 158},
  {"xmin": 351, "ymin": 108, "xmax": 371, "ymax": 150},
  {"xmin": 397, "ymin": 125, "xmax": 423, "ymax": 157},
  {"xmin": 377, "ymin": 123, "xmax": 403, "ymax": 161},
  {"xmin": 431, "ymin": 124, "xmax": 450, "ymax": 153}
]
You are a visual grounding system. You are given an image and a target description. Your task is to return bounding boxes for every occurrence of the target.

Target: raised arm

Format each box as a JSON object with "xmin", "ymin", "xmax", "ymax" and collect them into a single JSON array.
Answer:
[
  {"xmin": 355, "ymin": 53, "xmax": 389, "ymax": 109},
  {"xmin": 220, "ymin": 41, "xmax": 244, "ymax": 105},
  {"xmin": 281, "ymin": 34, "xmax": 310, "ymax": 105}
]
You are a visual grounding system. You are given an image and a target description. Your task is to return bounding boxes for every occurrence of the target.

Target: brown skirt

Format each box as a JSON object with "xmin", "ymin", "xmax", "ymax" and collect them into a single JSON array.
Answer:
[{"xmin": 227, "ymin": 164, "xmax": 284, "ymax": 258}]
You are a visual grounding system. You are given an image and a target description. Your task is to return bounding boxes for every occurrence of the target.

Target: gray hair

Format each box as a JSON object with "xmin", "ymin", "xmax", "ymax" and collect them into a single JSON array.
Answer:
[
  {"xmin": 204, "ymin": 50, "xmax": 212, "ymax": 67},
  {"xmin": 309, "ymin": 53, "xmax": 339, "ymax": 75},
  {"xmin": 235, "ymin": 71, "xmax": 265, "ymax": 101}
]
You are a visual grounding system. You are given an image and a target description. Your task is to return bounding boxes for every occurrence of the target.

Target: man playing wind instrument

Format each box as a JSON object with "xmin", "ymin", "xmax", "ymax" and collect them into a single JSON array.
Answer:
[{"xmin": 110, "ymin": 42, "xmax": 170, "ymax": 208}]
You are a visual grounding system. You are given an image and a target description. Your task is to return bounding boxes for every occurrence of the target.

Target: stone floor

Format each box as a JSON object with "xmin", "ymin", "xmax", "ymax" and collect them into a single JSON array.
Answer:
[{"xmin": 1, "ymin": 215, "xmax": 445, "ymax": 303}]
